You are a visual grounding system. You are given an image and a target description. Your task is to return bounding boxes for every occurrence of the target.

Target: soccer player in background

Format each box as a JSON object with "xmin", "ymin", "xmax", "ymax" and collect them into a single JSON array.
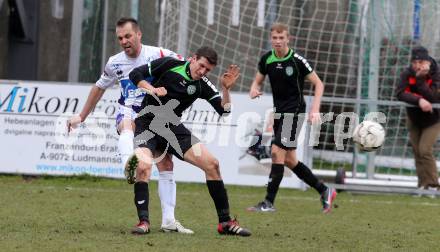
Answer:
[
  {"xmin": 247, "ymin": 23, "xmax": 337, "ymax": 213},
  {"xmin": 127, "ymin": 46, "xmax": 251, "ymax": 236},
  {"xmin": 67, "ymin": 17, "xmax": 193, "ymax": 233}
]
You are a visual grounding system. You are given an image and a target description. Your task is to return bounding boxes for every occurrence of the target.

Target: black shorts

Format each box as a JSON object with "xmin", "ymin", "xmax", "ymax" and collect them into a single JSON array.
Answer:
[
  {"xmin": 134, "ymin": 117, "xmax": 199, "ymax": 160},
  {"xmin": 272, "ymin": 113, "xmax": 305, "ymax": 150}
]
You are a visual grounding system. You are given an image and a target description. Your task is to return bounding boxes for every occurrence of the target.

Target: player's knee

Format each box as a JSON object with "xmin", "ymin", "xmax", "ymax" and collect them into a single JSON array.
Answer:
[
  {"xmin": 285, "ymin": 159, "xmax": 298, "ymax": 169},
  {"xmin": 157, "ymin": 159, "xmax": 174, "ymax": 172},
  {"xmin": 205, "ymin": 158, "xmax": 220, "ymax": 175},
  {"xmin": 209, "ymin": 158, "xmax": 220, "ymax": 170},
  {"xmin": 271, "ymin": 151, "xmax": 284, "ymax": 163},
  {"xmin": 136, "ymin": 161, "xmax": 151, "ymax": 179}
]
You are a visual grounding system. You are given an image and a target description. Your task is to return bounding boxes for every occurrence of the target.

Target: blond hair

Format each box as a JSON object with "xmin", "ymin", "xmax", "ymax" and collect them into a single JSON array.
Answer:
[{"xmin": 270, "ymin": 23, "xmax": 289, "ymax": 35}]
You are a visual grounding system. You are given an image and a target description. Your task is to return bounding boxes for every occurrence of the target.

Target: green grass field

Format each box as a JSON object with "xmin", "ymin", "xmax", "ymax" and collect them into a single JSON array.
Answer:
[{"xmin": 1, "ymin": 175, "xmax": 439, "ymax": 251}]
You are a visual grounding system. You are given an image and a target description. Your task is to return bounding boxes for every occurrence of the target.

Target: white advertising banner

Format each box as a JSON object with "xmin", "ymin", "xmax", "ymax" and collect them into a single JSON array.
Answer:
[
  {"xmin": 0, "ymin": 81, "xmax": 123, "ymax": 178},
  {"xmin": 0, "ymin": 81, "xmax": 309, "ymax": 189}
]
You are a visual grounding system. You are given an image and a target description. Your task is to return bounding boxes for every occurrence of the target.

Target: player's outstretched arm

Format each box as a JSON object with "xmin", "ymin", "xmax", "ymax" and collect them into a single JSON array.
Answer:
[
  {"xmin": 305, "ymin": 71, "xmax": 324, "ymax": 124},
  {"xmin": 67, "ymin": 85, "xmax": 105, "ymax": 133},
  {"xmin": 249, "ymin": 72, "xmax": 265, "ymax": 99},
  {"xmin": 220, "ymin": 64, "xmax": 240, "ymax": 110}
]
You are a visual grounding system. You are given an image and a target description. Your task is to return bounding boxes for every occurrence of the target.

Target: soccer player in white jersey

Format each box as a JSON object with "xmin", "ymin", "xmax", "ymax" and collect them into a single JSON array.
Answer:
[{"xmin": 67, "ymin": 17, "xmax": 193, "ymax": 234}]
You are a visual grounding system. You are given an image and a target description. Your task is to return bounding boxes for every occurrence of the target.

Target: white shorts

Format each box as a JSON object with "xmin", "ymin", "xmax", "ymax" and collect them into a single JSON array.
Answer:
[{"xmin": 115, "ymin": 105, "xmax": 138, "ymax": 133}]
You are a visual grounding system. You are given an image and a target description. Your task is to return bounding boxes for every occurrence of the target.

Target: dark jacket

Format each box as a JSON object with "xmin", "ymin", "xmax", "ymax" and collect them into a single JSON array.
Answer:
[{"xmin": 396, "ymin": 57, "xmax": 440, "ymax": 128}]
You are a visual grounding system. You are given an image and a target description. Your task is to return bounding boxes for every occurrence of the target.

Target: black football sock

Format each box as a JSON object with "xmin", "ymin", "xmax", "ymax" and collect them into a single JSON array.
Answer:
[
  {"xmin": 134, "ymin": 182, "xmax": 149, "ymax": 222},
  {"xmin": 265, "ymin": 163, "xmax": 284, "ymax": 204},
  {"xmin": 291, "ymin": 162, "xmax": 327, "ymax": 194},
  {"xmin": 206, "ymin": 180, "xmax": 231, "ymax": 223}
]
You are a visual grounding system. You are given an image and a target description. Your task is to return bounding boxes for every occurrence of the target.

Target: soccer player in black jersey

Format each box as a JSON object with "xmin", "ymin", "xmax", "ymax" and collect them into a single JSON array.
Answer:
[
  {"xmin": 247, "ymin": 23, "xmax": 337, "ymax": 213},
  {"xmin": 127, "ymin": 46, "xmax": 251, "ymax": 236}
]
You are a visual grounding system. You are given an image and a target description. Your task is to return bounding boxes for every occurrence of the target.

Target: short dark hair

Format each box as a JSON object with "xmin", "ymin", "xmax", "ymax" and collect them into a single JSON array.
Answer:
[
  {"xmin": 116, "ymin": 17, "xmax": 139, "ymax": 30},
  {"xmin": 195, "ymin": 46, "xmax": 218, "ymax": 65}
]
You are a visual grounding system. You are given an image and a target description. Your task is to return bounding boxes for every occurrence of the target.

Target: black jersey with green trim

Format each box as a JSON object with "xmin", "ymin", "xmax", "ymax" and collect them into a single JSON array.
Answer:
[
  {"xmin": 129, "ymin": 57, "xmax": 225, "ymax": 118},
  {"xmin": 258, "ymin": 49, "xmax": 313, "ymax": 113}
]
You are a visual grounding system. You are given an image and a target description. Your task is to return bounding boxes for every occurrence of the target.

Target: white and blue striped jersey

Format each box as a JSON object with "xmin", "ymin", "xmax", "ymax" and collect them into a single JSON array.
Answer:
[{"xmin": 96, "ymin": 45, "xmax": 182, "ymax": 111}]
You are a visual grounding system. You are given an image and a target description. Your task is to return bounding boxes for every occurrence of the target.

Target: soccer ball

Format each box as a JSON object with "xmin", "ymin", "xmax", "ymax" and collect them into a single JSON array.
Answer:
[{"xmin": 352, "ymin": 121, "xmax": 385, "ymax": 152}]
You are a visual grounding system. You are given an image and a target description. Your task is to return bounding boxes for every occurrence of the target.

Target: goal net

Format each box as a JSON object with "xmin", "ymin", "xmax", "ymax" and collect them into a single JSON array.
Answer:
[{"xmin": 158, "ymin": 0, "xmax": 440, "ymax": 185}]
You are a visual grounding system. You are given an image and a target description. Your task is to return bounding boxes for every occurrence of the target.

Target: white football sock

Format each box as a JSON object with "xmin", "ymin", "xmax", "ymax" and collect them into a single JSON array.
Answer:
[
  {"xmin": 158, "ymin": 171, "xmax": 176, "ymax": 226},
  {"xmin": 118, "ymin": 130, "xmax": 134, "ymax": 166}
]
